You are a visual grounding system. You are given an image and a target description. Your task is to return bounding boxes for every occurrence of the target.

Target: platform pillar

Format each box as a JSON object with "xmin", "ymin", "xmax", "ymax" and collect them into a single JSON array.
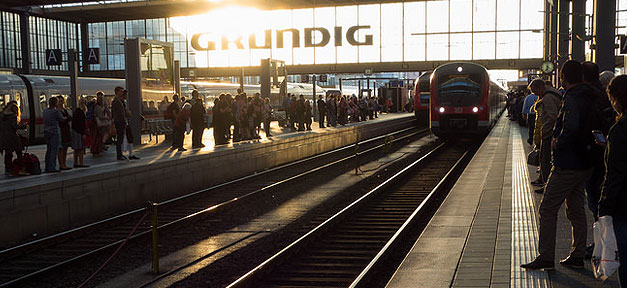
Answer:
[
  {"xmin": 593, "ymin": 0, "xmax": 616, "ymax": 72},
  {"xmin": 550, "ymin": 2, "xmax": 558, "ymax": 84},
  {"xmin": 18, "ymin": 13, "xmax": 30, "ymax": 74},
  {"xmin": 571, "ymin": 0, "xmax": 586, "ymax": 62},
  {"xmin": 557, "ymin": 0, "xmax": 570, "ymax": 84}
]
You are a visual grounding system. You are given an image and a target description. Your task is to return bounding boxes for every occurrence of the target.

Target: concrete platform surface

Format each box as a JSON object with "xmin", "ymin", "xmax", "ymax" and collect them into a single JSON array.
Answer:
[{"xmin": 386, "ymin": 114, "xmax": 617, "ymax": 288}]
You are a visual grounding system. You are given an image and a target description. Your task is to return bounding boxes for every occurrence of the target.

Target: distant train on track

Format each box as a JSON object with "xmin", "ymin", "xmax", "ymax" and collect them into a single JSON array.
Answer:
[
  {"xmin": 429, "ymin": 62, "xmax": 506, "ymax": 136},
  {"xmin": 413, "ymin": 71, "xmax": 431, "ymax": 125},
  {"xmin": 0, "ymin": 74, "xmax": 325, "ymax": 143}
]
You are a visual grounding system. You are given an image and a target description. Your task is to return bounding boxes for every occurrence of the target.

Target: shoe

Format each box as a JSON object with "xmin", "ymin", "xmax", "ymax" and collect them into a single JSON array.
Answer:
[
  {"xmin": 531, "ymin": 179, "xmax": 545, "ymax": 186},
  {"xmin": 73, "ymin": 165, "xmax": 90, "ymax": 168},
  {"xmin": 45, "ymin": 169, "xmax": 61, "ymax": 173},
  {"xmin": 129, "ymin": 155, "xmax": 140, "ymax": 160},
  {"xmin": 178, "ymin": 148, "xmax": 187, "ymax": 152},
  {"xmin": 60, "ymin": 167, "xmax": 72, "ymax": 171},
  {"xmin": 521, "ymin": 259, "xmax": 554, "ymax": 270},
  {"xmin": 267, "ymin": 134, "xmax": 273, "ymax": 137},
  {"xmin": 534, "ymin": 188, "xmax": 545, "ymax": 194},
  {"xmin": 585, "ymin": 243, "xmax": 594, "ymax": 259},
  {"xmin": 560, "ymin": 256, "xmax": 584, "ymax": 269},
  {"xmin": 200, "ymin": 144, "xmax": 206, "ymax": 148},
  {"xmin": 117, "ymin": 156, "xmax": 128, "ymax": 161}
]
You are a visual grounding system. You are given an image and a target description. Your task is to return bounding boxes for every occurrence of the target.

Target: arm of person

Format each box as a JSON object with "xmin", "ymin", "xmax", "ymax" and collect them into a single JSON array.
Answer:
[
  {"xmin": 598, "ymin": 131, "xmax": 627, "ymax": 217},
  {"xmin": 541, "ymin": 94, "xmax": 560, "ymax": 138}
]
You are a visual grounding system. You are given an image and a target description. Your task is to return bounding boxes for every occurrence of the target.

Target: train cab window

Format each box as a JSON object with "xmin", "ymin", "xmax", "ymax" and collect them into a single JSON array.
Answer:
[{"xmin": 437, "ymin": 75, "xmax": 482, "ymax": 107}]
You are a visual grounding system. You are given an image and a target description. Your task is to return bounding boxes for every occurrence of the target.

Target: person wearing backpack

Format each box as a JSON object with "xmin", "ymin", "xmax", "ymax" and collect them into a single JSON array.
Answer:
[
  {"xmin": 166, "ymin": 94, "xmax": 181, "ymax": 149},
  {"xmin": 522, "ymin": 60, "xmax": 599, "ymax": 271}
]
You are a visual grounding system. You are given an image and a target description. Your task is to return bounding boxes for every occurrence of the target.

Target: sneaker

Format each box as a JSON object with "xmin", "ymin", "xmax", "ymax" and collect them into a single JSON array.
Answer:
[
  {"xmin": 534, "ymin": 188, "xmax": 545, "ymax": 194},
  {"xmin": 560, "ymin": 256, "xmax": 584, "ymax": 269},
  {"xmin": 129, "ymin": 155, "xmax": 140, "ymax": 160},
  {"xmin": 178, "ymin": 148, "xmax": 187, "ymax": 152},
  {"xmin": 521, "ymin": 259, "xmax": 554, "ymax": 270}
]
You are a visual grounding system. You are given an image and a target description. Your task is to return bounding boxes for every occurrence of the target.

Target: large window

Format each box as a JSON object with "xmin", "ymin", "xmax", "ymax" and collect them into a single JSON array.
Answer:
[{"xmin": 86, "ymin": 0, "xmax": 547, "ymax": 70}]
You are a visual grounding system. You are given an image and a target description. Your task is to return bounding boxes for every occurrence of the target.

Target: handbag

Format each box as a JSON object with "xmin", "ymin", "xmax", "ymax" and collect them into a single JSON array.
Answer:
[
  {"xmin": 592, "ymin": 216, "xmax": 620, "ymax": 281},
  {"xmin": 527, "ymin": 149, "xmax": 539, "ymax": 166},
  {"xmin": 96, "ymin": 117, "xmax": 111, "ymax": 128}
]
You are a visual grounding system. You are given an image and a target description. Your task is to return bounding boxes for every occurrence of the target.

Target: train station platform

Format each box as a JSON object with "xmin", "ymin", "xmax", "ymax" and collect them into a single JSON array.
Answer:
[
  {"xmin": 386, "ymin": 114, "xmax": 619, "ymax": 288},
  {"xmin": 0, "ymin": 113, "xmax": 415, "ymax": 247}
]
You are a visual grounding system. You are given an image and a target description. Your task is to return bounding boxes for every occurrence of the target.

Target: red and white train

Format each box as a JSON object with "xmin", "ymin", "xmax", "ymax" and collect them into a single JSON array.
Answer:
[
  {"xmin": 413, "ymin": 71, "xmax": 431, "ymax": 125},
  {"xmin": 429, "ymin": 62, "xmax": 506, "ymax": 136}
]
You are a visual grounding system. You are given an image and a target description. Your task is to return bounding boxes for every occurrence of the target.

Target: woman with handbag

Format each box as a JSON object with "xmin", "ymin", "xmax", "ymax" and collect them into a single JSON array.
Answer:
[{"xmin": 91, "ymin": 94, "xmax": 109, "ymax": 156}]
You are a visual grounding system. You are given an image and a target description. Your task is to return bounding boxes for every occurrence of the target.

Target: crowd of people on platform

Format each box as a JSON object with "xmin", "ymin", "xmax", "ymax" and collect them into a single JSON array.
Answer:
[{"xmin": 512, "ymin": 60, "xmax": 627, "ymax": 286}]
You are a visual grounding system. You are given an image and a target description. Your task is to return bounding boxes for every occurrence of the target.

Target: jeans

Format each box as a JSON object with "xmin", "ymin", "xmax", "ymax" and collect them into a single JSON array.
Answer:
[
  {"xmin": 614, "ymin": 217, "xmax": 627, "ymax": 287},
  {"xmin": 540, "ymin": 137, "xmax": 552, "ymax": 183},
  {"xmin": 44, "ymin": 132, "xmax": 59, "ymax": 172},
  {"xmin": 527, "ymin": 115, "xmax": 536, "ymax": 144},
  {"xmin": 115, "ymin": 122, "xmax": 126, "ymax": 157},
  {"xmin": 318, "ymin": 111, "xmax": 326, "ymax": 128},
  {"xmin": 537, "ymin": 167, "xmax": 592, "ymax": 262}
]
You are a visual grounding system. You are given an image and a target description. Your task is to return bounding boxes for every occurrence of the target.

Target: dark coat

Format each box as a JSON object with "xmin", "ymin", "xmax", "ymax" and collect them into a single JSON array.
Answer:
[
  {"xmin": 552, "ymin": 83, "xmax": 600, "ymax": 170},
  {"xmin": 72, "ymin": 108, "xmax": 86, "ymax": 135},
  {"xmin": 190, "ymin": 102, "xmax": 206, "ymax": 127},
  {"xmin": 598, "ymin": 117, "xmax": 627, "ymax": 219},
  {"xmin": 111, "ymin": 97, "xmax": 127, "ymax": 126},
  {"xmin": 0, "ymin": 112, "xmax": 22, "ymax": 153}
]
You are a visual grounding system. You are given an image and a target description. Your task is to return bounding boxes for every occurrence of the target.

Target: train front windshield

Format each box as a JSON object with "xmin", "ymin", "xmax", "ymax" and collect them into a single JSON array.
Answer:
[
  {"xmin": 418, "ymin": 79, "xmax": 430, "ymax": 104},
  {"xmin": 437, "ymin": 75, "xmax": 482, "ymax": 107}
]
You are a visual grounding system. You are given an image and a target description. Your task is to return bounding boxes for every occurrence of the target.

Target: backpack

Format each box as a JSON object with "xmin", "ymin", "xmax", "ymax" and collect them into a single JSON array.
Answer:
[{"xmin": 12, "ymin": 152, "xmax": 41, "ymax": 176}]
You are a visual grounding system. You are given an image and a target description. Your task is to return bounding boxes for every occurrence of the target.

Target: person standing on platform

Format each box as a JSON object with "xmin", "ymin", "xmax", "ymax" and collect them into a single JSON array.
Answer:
[
  {"xmin": 1, "ymin": 102, "xmax": 24, "ymax": 176},
  {"xmin": 43, "ymin": 97, "xmax": 64, "ymax": 172},
  {"xmin": 528, "ymin": 79, "xmax": 562, "ymax": 192},
  {"xmin": 289, "ymin": 95, "xmax": 298, "ymax": 131},
  {"xmin": 339, "ymin": 96, "xmax": 348, "ymax": 125},
  {"xmin": 327, "ymin": 95, "xmax": 337, "ymax": 127},
  {"xmin": 304, "ymin": 100, "xmax": 313, "ymax": 131},
  {"xmin": 111, "ymin": 87, "xmax": 130, "ymax": 160},
  {"xmin": 522, "ymin": 60, "xmax": 600, "ymax": 270},
  {"xmin": 522, "ymin": 89, "xmax": 538, "ymax": 145},
  {"xmin": 166, "ymin": 94, "xmax": 181, "ymax": 149},
  {"xmin": 71, "ymin": 98, "xmax": 89, "ymax": 168},
  {"xmin": 282, "ymin": 93, "xmax": 291, "ymax": 128},
  {"xmin": 252, "ymin": 93, "xmax": 264, "ymax": 137},
  {"xmin": 173, "ymin": 102, "xmax": 191, "ymax": 152},
  {"xmin": 190, "ymin": 90, "xmax": 206, "ymax": 149},
  {"xmin": 295, "ymin": 95, "xmax": 306, "ymax": 131},
  {"xmin": 317, "ymin": 95, "xmax": 327, "ymax": 128},
  {"xmin": 212, "ymin": 97, "xmax": 225, "ymax": 145},
  {"xmin": 598, "ymin": 75, "xmax": 627, "ymax": 287},
  {"xmin": 56, "ymin": 97, "xmax": 72, "ymax": 171},
  {"xmin": 263, "ymin": 97, "xmax": 273, "ymax": 137}
]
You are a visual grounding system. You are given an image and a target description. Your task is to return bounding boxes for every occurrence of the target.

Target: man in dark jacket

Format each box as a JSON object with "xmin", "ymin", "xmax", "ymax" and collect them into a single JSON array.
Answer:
[
  {"xmin": 522, "ymin": 60, "xmax": 598, "ymax": 270},
  {"xmin": 296, "ymin": 95, "xmax": 306, "ymax": 131},
  {"xmin": 190, "ymin": 90, "xmax": 206, "ymax": 149},
  {"xmin": 111, "ymin": 87, "xmax": 128, "ymax": 160},
  {"xmin": 317, "ymin": 95, "xmax": 327, "ymax": 128}
]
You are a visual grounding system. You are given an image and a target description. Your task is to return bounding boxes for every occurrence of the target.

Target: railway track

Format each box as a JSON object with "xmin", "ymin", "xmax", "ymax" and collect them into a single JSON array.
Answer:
[
  {"xmin": 0, "ymin": 122, "xmax": 426, "ymax": 288},
  {"xmin": 227, "ymin": 140, "xmax": 476, "ymax": 288}
]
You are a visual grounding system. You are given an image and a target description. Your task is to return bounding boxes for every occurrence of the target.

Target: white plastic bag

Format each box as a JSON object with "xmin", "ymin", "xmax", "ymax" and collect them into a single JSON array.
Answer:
[
  {"xmin": 592, "ymin": 216, "xmax": 620, "ymax": 281},
  {"xmin": 185, "ymin": 122, "xmax": 191, "ymax": 134}
]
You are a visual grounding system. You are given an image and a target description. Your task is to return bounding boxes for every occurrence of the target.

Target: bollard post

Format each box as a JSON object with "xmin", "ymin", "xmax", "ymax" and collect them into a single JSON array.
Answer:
[
  {"xmin": 151, "ymin": 202, "xmax": 159, "ymax": 274},
  {"xmin": 354, "ymin": 142, "xmax": 359, "ymax": 175}
]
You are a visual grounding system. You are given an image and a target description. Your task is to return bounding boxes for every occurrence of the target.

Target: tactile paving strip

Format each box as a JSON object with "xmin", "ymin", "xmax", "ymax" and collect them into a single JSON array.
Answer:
[{"xmin": 511, "ymin": 128, "xmax": 551, "ymax": 287}]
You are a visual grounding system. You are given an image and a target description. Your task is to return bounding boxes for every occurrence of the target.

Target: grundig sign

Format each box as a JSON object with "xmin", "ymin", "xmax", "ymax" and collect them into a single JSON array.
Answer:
[{"xmin": 191, "ymin": 25, "xmax": 374, "ymax": 51}]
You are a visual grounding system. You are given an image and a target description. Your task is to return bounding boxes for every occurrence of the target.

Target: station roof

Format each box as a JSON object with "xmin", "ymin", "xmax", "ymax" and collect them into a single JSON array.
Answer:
[{"xmin": 3, "ymin": 0, "xmax": 399, "ymax": 23}]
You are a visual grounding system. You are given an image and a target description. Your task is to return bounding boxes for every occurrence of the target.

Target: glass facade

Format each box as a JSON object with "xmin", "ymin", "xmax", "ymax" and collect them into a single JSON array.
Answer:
[
  {"xmin": 88, "ymin": 0, "xmax": 546, "ymax": 70},
  {"xmin": 0, "ymin": 11, "xmax": 21, "ymax": 70},
  {"xmin": 29, "ymin": 16, "xmax": 80, "ymax": 71}
]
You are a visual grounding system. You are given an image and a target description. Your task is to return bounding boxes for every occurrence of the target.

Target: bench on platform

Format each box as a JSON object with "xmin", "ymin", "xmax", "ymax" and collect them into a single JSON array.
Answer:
[{"xmin": 143, "ymin": 119, "xmax": 173, "ymax": 143}]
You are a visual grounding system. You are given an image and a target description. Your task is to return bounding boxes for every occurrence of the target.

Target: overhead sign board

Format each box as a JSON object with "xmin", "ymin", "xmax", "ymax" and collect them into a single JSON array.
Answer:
[
  {"xmin": 85, "ymin": 48, "xmax": 100, "ymax": 64},
  {"xmin": 46, "ymin": 49, "xmax": 62, "ymax": 66}
]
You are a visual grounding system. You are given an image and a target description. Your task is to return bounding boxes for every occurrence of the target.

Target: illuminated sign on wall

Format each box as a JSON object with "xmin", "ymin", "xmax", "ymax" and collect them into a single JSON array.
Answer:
[{"xmin": 191, "ymin": 26, "xmax": 373, "ymax": 51}]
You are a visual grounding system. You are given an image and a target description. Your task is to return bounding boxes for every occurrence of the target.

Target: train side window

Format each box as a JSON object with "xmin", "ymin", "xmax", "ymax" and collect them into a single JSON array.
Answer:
[{"xmin": 0, "ymin": 94, "xmax": 8, "ymax": 110}]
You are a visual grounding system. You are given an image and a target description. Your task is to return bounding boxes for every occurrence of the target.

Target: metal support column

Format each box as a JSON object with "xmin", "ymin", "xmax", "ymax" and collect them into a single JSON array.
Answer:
[
  {"xmin": 557, "ymin": 0, "xmax": 570, "ymax": 83},
  {"xmin": 19, "ymin": 13, "xmax": 30, "ymax": 74},
  {"xmin": 550, "ymin": 2, "xmax": 558, "ymax": 83},
  {"xmin": 571, "ymin": 0, "xmax": 585, "ymax": 62},
  {"xmin": 68, "ymin": 49, "xmax": 79, "ymax": 109},
  {"xmin": 80, "ymin": 22, "xmax": 89, "ymax": 72},
  {"xmin": 544, "ymin": 1, "xmax": 551, "ymax": 61},
  {"xmin": 593, "ymin": 0, "xmax": 616, "ymax": 72},
  {"xmin": 313, "ymin": 74, "xmax": 317, "ymax": 122},
  {"xmin": 174, "ymin": 60, "xmax": 181, "ymax": 96}
]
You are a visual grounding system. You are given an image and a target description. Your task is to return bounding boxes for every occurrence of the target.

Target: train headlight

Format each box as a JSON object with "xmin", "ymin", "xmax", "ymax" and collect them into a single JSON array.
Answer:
[
  {"xmin": 439, "ymin": 107, "xmax": 445, "ymax": 113},
  {"xmin": 457, "ymin": 66, "xmax": 463, "ymax": 72},
  {"xmin": 472, "ymin": 106, "xmax": 479, "ymax": 113}
]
